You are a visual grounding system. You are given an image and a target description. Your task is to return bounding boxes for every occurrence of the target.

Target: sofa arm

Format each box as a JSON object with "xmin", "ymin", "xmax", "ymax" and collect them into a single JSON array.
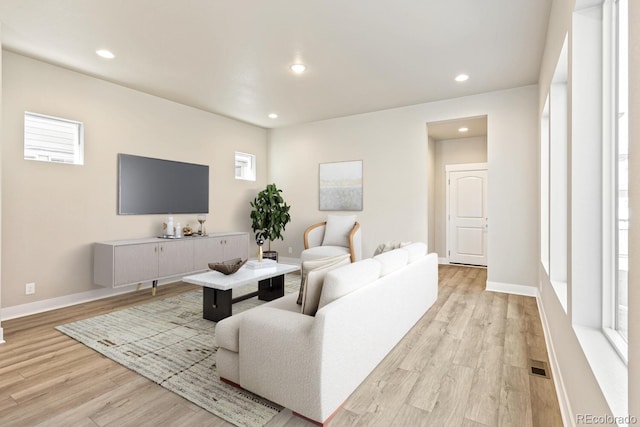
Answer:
[{"xmin": 238, "ymin": 307, "xmax": 324, "ymax": 421}]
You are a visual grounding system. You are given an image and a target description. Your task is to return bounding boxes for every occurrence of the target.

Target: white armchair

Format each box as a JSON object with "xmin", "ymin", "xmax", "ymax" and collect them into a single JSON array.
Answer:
[{"xmin": 301, "ymin": 215, "xmax": 362, "ymax": 263}]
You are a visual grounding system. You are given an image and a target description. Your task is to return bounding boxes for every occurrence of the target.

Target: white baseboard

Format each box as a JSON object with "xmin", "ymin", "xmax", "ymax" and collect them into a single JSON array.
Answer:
[
  {"xmin": 536, "ymin": 295, "xmax": 575, "ymax": 427},
  {"xmin": 438, "ymin": 257, "xmax": 449, "ymax": 265},
  {"xmin": 0, "ymin": 326, "xmax": 4, "ymax": 344},
  {"xmin": 485, "ymin": 281, "xmax": 538, "ymax": 297},
  {"xmin": 0, "ymin": 281, "xmax": 165, "ymax": 321}
]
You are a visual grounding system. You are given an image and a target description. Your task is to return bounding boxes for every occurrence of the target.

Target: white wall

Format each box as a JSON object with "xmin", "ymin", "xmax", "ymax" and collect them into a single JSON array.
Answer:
[
  {"xmin": 268, "ymin": 85, "xmax": 538, "ymax": 292},
  {"xmin": 433, "ymin": 136, "xmax": 487, "ymax": 258},
  {"xmin": 427, "ymin": 135, "xmax": 436, "ymax": 253},
  {"xmin": 1, "ymin": 51, "xmax": 268, "ymax": 309}
]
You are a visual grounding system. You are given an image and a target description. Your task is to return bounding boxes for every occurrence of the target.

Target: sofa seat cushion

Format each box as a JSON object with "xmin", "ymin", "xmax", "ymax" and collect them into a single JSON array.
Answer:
[
  {"xmin": 318, "ymin": 259, "xmax": 381, "ymax": 311},
  {"xmin": 216, "ymin": 293, "xmax": 300, "ymax": 353},
  {"xmin": 373, "ymin": 248, "xmax": 409, "ymax": 276},
  {"xmin": 301, "ymin": 245, "xmax": 351, "ymax": 263}
]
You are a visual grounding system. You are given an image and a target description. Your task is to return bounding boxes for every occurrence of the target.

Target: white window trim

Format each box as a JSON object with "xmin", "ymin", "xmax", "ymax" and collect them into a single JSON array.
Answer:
[
  {"xmin": 235, "ymin": 151, "xmax": 256, "ymax": 181},
  {"xmin": 24, "ymin": 111, "xmax": 84, "ymax": 165}
]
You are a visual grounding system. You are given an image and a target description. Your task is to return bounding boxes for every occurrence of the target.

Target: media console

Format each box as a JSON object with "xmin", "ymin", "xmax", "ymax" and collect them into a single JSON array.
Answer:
[{"xmin": 93, "ymin": 232, "xmax": 249, "ymax": 295}]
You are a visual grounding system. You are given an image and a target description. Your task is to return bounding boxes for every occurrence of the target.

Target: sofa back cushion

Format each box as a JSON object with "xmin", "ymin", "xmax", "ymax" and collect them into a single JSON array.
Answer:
[
  {"xmin": 300, "ymin": 255, "xmax": 352, "ymax": 315},
  {"xmin": 318, "ymin": 259, "xmax": 381, "ymax": 311},
  {"xmin": 401, "ymin": 242, "xmax": 428, "ymax": 263},
  {"xmin": 373, "ymin": 248, "xmax": 409, "ymax": 276}
]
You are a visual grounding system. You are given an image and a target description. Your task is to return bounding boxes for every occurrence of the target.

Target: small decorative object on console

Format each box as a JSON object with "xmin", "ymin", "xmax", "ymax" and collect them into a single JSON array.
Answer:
[
  {"xmin": 197, "ymin": 214, "xmax": 207, "ymax": 235},
  {"xmin": 165, "ymin": 216, "xmax": 175, "ymax": 236},
  {"xmin": 208, "ymin": 258, "xmax": 247, "ymax": 275},
  {"xmin": 183, "ymin": 225, "xmax": 194, "ymax": 236},
  {"xmin": 256, "ymin": 238, "xmax": 264, "ymax": 262}
]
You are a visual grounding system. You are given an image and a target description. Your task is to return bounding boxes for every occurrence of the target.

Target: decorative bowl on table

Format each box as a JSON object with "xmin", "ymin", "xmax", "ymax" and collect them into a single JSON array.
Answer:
[{"xmin": 208, "ymin": 258, "xmax": 247, "ymax": 275}]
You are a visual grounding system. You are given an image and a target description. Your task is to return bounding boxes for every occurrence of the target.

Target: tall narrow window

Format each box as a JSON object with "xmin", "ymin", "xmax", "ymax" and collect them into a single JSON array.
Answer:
[
  {"xmin": 24, "ymin": 112, "xmax": 84, "ymax": 165},
  {"xmin": 615, "ymin": 0, "xmax": 628, "ymax": 342},
  {"xmin": 541, "ymin": 96, "xmax": 550, "ymax": 273},
  {"xmin": 549, "ymin": 35, "xmax": 569, "ymax": 311}
]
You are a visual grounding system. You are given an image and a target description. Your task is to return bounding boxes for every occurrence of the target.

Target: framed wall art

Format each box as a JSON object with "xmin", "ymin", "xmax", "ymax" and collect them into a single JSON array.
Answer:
[{"xmin": 319, "ymin": 160, "xmax": 363, "ymax": 211}]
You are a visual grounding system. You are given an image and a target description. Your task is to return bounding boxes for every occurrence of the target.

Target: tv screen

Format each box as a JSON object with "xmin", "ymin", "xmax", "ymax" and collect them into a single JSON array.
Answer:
[{"xmin": 118, "ymin": 154, "xmax": 209, "ymax": 215}]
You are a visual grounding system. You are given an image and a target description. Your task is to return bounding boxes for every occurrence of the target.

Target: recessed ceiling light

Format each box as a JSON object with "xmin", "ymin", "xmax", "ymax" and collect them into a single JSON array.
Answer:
[
  {"xmin": 455, "ymin": 74, "xmax": 469, "ymax": 82},
  {"xmin": 96, "ymin": 49, "xmax": 115, "ymax": 59},
  {"xmin": 458, "ymin": 127, "xmax": 469, "ymax": 132},
  {"xmin": 268, "ymin": 113, "xmax": 278, "ymax": 119},
  {"xmin": 290, "ymin": 64, "xmax": 306, "ymax": 74}
]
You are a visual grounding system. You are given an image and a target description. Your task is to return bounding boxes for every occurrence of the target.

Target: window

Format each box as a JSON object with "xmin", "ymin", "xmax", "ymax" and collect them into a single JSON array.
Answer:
[
  {"xmin": 602, "ymin": 0, "xmax": 628, "ymax": 357},
  {"xmin": 235, "ymin": 152, "xmax": 256, "ymax": 181},
  {"xmin": 540, "ymin": 95, "xmax": 550, "ymax": 273},
  {"xmin": 612, "ymin": 0, "xmax": 628, "ymax": 343},
  {"xmin": 548, "ymin": 35, "xmax": 569, "ymax": 311},
  {"xmin": 24, "ymin": 112, "xmax": 84, "ymax": 165}
]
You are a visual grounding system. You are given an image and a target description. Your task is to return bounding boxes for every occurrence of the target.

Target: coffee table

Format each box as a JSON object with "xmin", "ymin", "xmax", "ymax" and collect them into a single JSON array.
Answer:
[{"xmin": 182, "ymin": 263, "xmax": 299, "ymax": 322}]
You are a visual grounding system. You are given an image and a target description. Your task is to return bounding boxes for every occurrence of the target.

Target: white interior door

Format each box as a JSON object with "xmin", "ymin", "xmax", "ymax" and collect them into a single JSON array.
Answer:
[{"xmin": 447, "ymin": 165, "xmax": 488, "ymax": 266}]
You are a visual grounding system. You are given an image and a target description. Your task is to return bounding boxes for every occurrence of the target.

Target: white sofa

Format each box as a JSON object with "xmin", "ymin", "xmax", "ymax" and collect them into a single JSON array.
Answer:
[{"xmin": 215, "ymin": 243, "xmax": 438, "ymax": 425}]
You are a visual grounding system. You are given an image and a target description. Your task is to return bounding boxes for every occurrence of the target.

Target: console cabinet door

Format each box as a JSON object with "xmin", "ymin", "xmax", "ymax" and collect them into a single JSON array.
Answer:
[
  {"xmin": 224, "ymin": 234, "xmax": 249, "ymax": 260},
  {"xmin": 193, "ymin": 237, "xmax": 225, "ymax": 270},
  {"xmin": 114, "ymin": 243, "xmax": 159, "ymax": 286},
  {"xmin": 158, "ymin": 239, "xmax": 195, "ymax": 277}
]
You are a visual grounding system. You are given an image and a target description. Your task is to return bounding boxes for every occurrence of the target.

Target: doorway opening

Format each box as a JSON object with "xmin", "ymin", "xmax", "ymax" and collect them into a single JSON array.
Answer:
[{"xmin": 427, "ymin": 116, "xmax": 488, "ymax": 267}]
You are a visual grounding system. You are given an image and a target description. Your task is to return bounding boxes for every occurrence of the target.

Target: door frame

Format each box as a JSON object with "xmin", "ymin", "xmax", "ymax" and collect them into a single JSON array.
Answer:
[{"xmin": 445, "ymin": 162, "xmax": 488, "ymax": 265}]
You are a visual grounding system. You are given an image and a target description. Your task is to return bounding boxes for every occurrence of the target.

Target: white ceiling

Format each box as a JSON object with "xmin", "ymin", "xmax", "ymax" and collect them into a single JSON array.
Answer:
[
  {"xmin": 428, "ymin": 116, "xmax": 487, "ymax": 141},
  {"xmin": 0, "ymin": 1, "xmax": 552, "ymax": 129}
]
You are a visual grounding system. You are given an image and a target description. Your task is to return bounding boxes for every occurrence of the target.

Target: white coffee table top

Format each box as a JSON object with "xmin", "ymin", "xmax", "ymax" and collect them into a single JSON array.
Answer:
[{"xmin": 182, "ymin": 263, "xmax": 299, "ymax": 291}]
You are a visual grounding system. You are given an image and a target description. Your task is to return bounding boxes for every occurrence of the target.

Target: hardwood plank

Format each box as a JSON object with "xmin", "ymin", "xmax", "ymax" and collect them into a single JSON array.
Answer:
[
  {"xmin": 530, "ymin": 375, "xmax": 564, "ymax": 427},
  {"xmin": 464, "ymin": 344, "xmax": 504, "ymax": 426},
  {"xmin": 461, "ymin": 418, "xmax": 490, "ymax": 427},
  {"xmin": 343, "ymin": 367, "xmax": 419, "ymax": 417},
  {"xmin": 406, "ymin": 330, "xmax": 461, "ymax": 411},
  {"xmin": 498, "ymin": 365, "xmax": 533, "ymax": 427},
  {"xmin": 388, "ymin": 404, "xmax": 432, "ymax": 427},
  {"xmin": 328, "ymin": 408, "xmax": 362, "ymax": 426},
  {"xmin": 420, "ymin": 364, "xmax": 476, "ymax": 426},
  {"xmin": 504, "ymin": 317, "xmax": 529, "ymax": 369},
  {"xmin": 31, "ymin": 376, "xmax": 150, "ymax": 427},
  {"xmin": 0, "ymin": 394, "xmax": 18, "ymax": 413}
]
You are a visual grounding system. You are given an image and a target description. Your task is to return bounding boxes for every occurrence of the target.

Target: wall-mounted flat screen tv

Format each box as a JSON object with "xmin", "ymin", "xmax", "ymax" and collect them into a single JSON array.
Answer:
[{"xmin": 118, "ymin": 153, "xmax": 209, "ymax": 215}]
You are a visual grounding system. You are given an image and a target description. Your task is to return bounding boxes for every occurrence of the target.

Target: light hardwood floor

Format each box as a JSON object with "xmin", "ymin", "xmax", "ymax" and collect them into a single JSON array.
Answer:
[{"xmin": 0, "ymin": 265, "xmax": 563, "ymax": 426}]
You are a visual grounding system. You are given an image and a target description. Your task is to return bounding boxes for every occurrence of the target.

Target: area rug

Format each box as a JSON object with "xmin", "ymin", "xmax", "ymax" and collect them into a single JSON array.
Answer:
[{"xmin": 55, "ymin": 274, "xmax": 300, "ymax": 427}]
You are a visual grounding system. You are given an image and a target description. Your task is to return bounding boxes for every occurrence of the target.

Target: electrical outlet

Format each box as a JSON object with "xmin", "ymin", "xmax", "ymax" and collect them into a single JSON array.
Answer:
[
  {"xmin": 25, "ymin": 282, "xmax": 36, "ymax": 295},
  {"xmin": 288, "ymin": 246, "xmax": 293, "ymax": 254}
]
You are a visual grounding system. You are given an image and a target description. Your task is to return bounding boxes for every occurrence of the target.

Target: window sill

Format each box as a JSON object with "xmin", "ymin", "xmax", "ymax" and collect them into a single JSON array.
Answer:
[{"xmin": 573, "ymin": 325, "xmax": 628, "ymax": 421}]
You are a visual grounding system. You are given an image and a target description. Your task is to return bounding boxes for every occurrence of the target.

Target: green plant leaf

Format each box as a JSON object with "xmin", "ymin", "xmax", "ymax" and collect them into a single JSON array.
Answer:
[{"xmin": 250, "ymin": 183, "xmax": 292, "ymax": 245}]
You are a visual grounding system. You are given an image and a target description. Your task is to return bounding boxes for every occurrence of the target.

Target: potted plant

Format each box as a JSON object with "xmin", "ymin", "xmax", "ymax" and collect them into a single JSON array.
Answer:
[{"xmin": 250, "ymin": 183, "xmax": 292, "ymax": 261}]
